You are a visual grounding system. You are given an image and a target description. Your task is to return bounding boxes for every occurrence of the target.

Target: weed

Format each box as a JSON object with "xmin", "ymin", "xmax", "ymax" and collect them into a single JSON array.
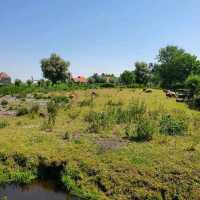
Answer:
[
  {"xmin": 52, "ymin": 96, "xmax": 69, "ymax": 104},
  {"xmin": 160, "ymin": 114, "xmax": 187, "ymax": 136},
  {"xmin": 64, "ymin": 131, "xmax": 70, "ymax": 140},
  {"xmin": 125, "ymin": 117, "xmax": 154, "ymax": 141},
  {"xmin": 85, "ymin": 111, "xmax": 109, "ymax": 133},
  {"xmin": 0, "ymin": 121, "xmax": 9, "ymax": 129},
  {"xmin": 16, "ymin": 107, "xmax": 29, "ymax": 116},
  {"xmin": 47, "ymin": 100, "xmax": 58, "ymax": 127},
  {"xmin": 1, "ymin": 99, "xmax": 8, "ymax": 106}
]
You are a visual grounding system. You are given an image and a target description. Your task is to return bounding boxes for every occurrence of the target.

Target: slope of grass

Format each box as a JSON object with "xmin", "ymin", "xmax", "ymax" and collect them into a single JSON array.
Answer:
[{"xmin": 0, "ymin": 88, "xmax": 200, "ymax": 199}]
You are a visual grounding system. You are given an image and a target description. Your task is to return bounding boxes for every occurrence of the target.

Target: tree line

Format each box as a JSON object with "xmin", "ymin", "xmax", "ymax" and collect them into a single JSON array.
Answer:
[{"xmin": 39, "ymin": 45, "xmax": 200, "ymax": 92}]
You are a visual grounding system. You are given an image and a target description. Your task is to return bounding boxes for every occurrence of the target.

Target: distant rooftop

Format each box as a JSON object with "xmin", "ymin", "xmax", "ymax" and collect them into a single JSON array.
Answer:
[
  {"xmin": 0, "ymin": 72, "xmax": 11, "ymax": 84},
  {"xmin": 73, "ymin": 76, "xmax": 88, "ymax": 83}
]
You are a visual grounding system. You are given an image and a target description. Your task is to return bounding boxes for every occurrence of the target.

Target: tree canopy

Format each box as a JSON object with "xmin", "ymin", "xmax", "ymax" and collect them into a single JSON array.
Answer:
[
  {"xmin": 157, "ymin": 46, "xmax": 200, "ymax": 88},
  {"xmin": 134, "ymin": 62, "xmax": 150, "ymax": 85},
  {"xmin": 120, "ymin": 70, "xmax": 135, "ymax": 85},
  {"xmin": 41, "ymin": 53, "xmax": 71, "ymax": 84}
]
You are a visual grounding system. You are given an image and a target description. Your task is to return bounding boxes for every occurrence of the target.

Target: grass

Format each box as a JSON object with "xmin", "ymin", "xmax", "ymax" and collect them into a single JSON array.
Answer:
[{"xmin": 0, "ymin": 88, "xmax": 200, "ymax": 199}]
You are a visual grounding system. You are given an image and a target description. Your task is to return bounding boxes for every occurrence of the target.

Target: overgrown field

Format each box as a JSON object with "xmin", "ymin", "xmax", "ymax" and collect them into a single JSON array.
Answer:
[{"xmin": 0, "ymin": 88, "xmax": 200, "ymax": 200}]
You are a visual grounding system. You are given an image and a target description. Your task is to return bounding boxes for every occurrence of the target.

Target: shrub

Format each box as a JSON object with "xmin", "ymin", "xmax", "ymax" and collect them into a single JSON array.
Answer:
[
  {"xmin": 100, "ymin": 83, "xmax": 115, "ymax": 88},
  {"xmin": 10, "ymin": 170, "xmax": 36, "ymax": 184},
  {"xmin": 13, "ymin": 153, "xmax": 27, "ymax": 167},
  {"xmin": 189, "ymin": 96, "xmax": 200, "ymax": 110},
  {"xmin": 85, "ymin": 111, "xmax": 109, "ymax": 133},
  {"xmin": 136, "ymin": 119, "xmax": 154, "ymax": 141},
  {"xmin": 14, "ymin": 79, "xmax": 22, "ymax": 86},
  {"xmin": 47, "ymin": 100, "xmax": 58, "ymax": 126},
  {"xmin": 52, "ymin": 96, "xmax": 69, "ymax": 104},
  {"xmin": 16, "ymin": 107, "xmax": 29, "ymax": 116},
  {"xmin": 126, "ymin": 118, "xmax": 154, "ymax": 141},
  {"xmin": 185, "ymin": 75, "xmax": 200, "ymax": 95},
  {"xmin": 116, "ymin": 100, "xmax": 147, "ymax": 123},
  {"xmin": 160, "ymin": 114, "xmax": 187, "ymax": 136},
  {"xmin": 64, "ymin": 131, "xmax": 70, "ymax": 140},
  {"xmin": 26, "ymin": 79, "xmax": 33, "ymax": 86},
  {"xmin": 1, "ymin": 99, "xmax": 8, "ymax": 106},
  {"xmin": 0, "ymin": 121, "xmax": 9, "ymax": 129}
]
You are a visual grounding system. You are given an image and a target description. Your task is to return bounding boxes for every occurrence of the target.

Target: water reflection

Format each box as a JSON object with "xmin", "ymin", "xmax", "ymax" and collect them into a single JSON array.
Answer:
[{"xmin": 0, "ymin": 181, "xmax": 78, "ymax": 200}]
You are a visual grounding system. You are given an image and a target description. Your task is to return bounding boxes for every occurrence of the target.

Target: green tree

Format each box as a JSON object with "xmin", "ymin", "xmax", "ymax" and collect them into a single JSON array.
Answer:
[
  {"xmin": 14, "ymin": 79, "xmax": 22, "ymax": 86},
  {"xmin": 120, "ymin": 70, "xmax": 135, "ymax": 85},
  {"xmin": 26, "ymin": 79, "xmax": 33, "ymax": 86},
  {"xmin": 134, "ymin": 62, "xmax": 150, "ymax": 85},
  {"xmin": 185, "ymin": 75, "xmax": 200, "ymax": 95},
  {"xmin": 157, "ymin": 46, "xmax": 200, "ymax": 88},
  {"xmin": 41, "ymin": 53, "xmax": 70, "ymax": 84}
]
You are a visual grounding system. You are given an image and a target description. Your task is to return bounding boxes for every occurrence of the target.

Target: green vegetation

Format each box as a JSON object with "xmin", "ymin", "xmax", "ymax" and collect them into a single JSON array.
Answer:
[
  {"xmin": 1, "ymin": 45, "xmax": 200, "ymax": 199},
  {"xmin": 0, "ymin": 88, "xmax": 200, "ymax": 199},
  {"xmin": 41, "ymin": 53, "xmax": 71, "ymax": 84}
]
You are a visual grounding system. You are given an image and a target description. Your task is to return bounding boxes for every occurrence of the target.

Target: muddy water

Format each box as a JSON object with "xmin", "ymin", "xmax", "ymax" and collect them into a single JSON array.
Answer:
[{"xmin": 0, "ymin": 181, "xmax": 79, "ymax": 200}]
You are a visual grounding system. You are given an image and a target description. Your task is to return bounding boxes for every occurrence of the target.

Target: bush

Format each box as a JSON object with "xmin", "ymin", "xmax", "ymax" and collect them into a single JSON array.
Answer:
[
  {"xmin": 100, "ymin": 83, "xmax": 115, "ymax": 88},
  {"xmin": 1, "ymin": 99, "xmax": 8, "ymax": 106},
  {"xmin": 116, "ymin": 100, "xmax": 147, "ymax": 123},
  {"xmin": 14, "ymin": 79, "xmax": 22, "ymax": 86},
  {"xmin": 26, "ymin": 79, "xmax": 33, "ymax": 86},
  {"xmin": 189, "ymin": 96, "xmax": 200, "ymax": 110},
  {"xmin": 125, "ymin": 118, "xmax": 154, "ymax": 141},
  {"xmin": 185, "ymin": 75, "xmax": 200, "ymax": 95},
  {"xmin": 16, "ymin": 107, "xmax": 29, "ymax": 116},
  {"xmin": 136, "ymin": 119, "xmax": 154, "ymax": 141},
  {"xmin": 0, "ymin": 121, "xmax": 9, "ymax": 129},
  {"xmin": 52, "ymin": 96, "xmax": 69, "ymax": 104},
  {"xmin": 47, "ymin": 100, "xmax": 58, "ymax": 126},
  {"xmin": 160, "ymin": 114, "xmax": 187, "ymax": 136},
  {"xmin": 64, "ymin": 131, "xmax": 70, "ymax": 140},
  {"xmin": 85, "ymin": 111, "xmax": 109, "ymax": 133}
]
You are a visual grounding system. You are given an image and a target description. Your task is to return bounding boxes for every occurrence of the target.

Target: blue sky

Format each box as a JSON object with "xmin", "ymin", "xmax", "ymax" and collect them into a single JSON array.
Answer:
[{"xmin": 0, "ymin": 0, "xmax": 200, "ymax": 80}]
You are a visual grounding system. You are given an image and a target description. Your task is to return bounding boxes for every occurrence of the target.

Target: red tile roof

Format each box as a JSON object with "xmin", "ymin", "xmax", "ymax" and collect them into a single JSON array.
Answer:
[
  {"xmin": 73, "ymin": 76, "xmax": 88, "ymax": 83},
  {"xmin": 0, "ymin": 72, "xmax": 10, "ymax": 81}
]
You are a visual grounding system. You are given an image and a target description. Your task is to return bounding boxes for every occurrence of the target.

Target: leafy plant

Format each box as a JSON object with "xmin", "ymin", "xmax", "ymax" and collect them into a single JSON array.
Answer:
[
  {"xmin": 52, "ymin": 96, "xmax": 69, "ymax": 104},
  {"xmin": 1, "ymin": 99, "xmax": 8, "ymax": 106},
  {"xmin": 16, "ymin": 107, "xmax": 29, "ymax": 116},
  {"xmin": 160, "ymin": 114, "xmax": 187, "ymax": 136},
  {"xmin": 0, "ymin": 121, "xmax": 9, "ymax": 129},
  {"xmin": 47, "ymin": 100, "xmax": 58, "ymax": 127},
  {"xmin": 64, "ymin": 131, "xmax": 70, "ymax": 140},
  {"xmin": 85, "ymin": 111, "xmax": 109, "ymax": 133},
  {"xmin": 125, "ymin": 118, "xmax": 154, "ymax": 141}
]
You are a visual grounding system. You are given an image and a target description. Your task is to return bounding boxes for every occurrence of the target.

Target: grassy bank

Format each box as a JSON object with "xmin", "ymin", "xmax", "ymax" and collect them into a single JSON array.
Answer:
[{"xmin": 0, "ymin": 88, "xmax": 200, "ymax": 199}]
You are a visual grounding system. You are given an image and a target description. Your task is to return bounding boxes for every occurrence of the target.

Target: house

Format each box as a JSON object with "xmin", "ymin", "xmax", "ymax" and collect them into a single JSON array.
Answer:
[
  {"xmin": 73, "ymin": 76, "xmax": 88, "ymax": 83},
  {"xmin": 0, "ymin": 72, "xmax": 11, "ymax": 85}
]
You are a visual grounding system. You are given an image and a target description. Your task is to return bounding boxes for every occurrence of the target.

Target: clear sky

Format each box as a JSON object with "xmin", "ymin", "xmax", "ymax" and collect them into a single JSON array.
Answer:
[{"xmin": 0, "ymin": 0, "xmax": 200, "ymax": 80}]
